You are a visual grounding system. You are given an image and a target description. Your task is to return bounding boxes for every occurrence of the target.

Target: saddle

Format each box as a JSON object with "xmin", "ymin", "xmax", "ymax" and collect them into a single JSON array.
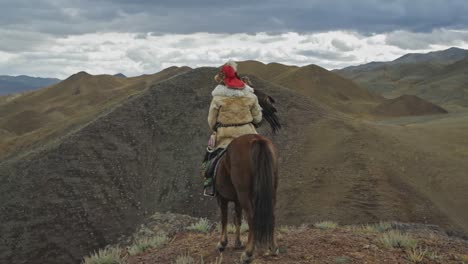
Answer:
[
  {"xmin": 204, "ymin": 149, "xmax": 226, "ymax": 196},
  {"xmin": 206, "ymin": 148, "xmax": 227, "ymax": 181}
]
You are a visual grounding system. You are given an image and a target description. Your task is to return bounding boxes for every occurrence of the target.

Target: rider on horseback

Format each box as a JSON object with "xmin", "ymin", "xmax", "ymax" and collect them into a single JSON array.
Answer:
[{"xmin": 202, "ymin": 60, "xmax": 263, "ymax": 196}]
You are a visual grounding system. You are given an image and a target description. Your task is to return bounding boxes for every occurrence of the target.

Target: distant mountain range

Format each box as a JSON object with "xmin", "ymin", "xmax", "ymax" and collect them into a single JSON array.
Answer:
[
  {"xmin": 335, "ymin": 47, "xmax": 468, "ymax": 110},
  {"xmin": 0, "ymin": 73, "xmax": 129, "ymax": 96},
  {"xmin": 0, "ymin": 75, "xmax": 61, "ymax": 95}
]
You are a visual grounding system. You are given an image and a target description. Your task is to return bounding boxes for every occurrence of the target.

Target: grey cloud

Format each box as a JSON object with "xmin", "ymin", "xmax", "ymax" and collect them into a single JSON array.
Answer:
[
  {"xmin": 331, "ymin": 39, "xmax": 355, "ymax": 52},
  {"xmin": 386, "ymin": 29, "xmax": 468, "ymax": 49},
  {"xmin": 0, "ymin": 30, "xmax": 52, "ymax": 52},
  {"xmin": 172, "ymin": 38, "xmax": 198, "ymax": 48},
  {"xmin": 1, "ymin": 0, "xmax": 468, "ymax": 36},
  {"xmin": 258, "ymin": 36, "xmax": 288, "ymax": 44},
  {"xmin": 297, "ymin": 49, "xmax": 357, "ymax": 61}
]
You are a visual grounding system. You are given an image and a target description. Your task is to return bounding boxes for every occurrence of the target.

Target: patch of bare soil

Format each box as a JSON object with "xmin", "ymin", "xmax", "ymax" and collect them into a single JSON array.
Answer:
[{"xmin": 127, "ymin": 225, "xmax": 468, "ymax": 264}]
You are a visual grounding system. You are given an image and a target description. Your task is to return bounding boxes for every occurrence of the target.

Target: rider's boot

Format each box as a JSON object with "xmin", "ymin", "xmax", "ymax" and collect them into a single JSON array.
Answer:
[{"xmin": 201, "ymin": 150, "xmax": 215, "ymax": 196}]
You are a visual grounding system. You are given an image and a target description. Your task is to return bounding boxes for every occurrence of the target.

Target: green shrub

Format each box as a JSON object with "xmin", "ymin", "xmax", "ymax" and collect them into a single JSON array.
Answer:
[
  {"xmin": 128, "ymin": 233, "xmax": 168, "ymax": 256},
  {"xmin": 314, "ymin": 221, "xmax": 338, "ymax": 229},
  {"xmin": 379, "ymin": 230, "xmax": 417, "ymax": 249},
  {"xmin": 187, "ymin": 218, "xmax": 211, "ymax": 233},
  {"xmin": 82, "ymin": 246, "xmax": 124, "ymax": 264}
]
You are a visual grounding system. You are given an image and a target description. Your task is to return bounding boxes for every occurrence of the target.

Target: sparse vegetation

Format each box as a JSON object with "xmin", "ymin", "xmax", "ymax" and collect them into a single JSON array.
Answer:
[
  {"xmin": 278, "ymin": 225, "xmax": 294, "ymax": 233},
  {"xmin": 121, "ymin": 217, "xmax": 468, "ymax": 264},
  {"xmin": 346, "ymin": 222, "xmax": 393, "ymax": 233},
  {"xmin": 459, "ymin": 254, "xmax": 468, "ymax": 262},
  {"xmin": 187, "ymin": 218, "xmax": 212, "ymax": 233},
  {"xmin": 201, "ymin": 254, "xmax": 224, "ymax": 264},
  {"xmin": 278, "ymin": 224, "xmax": 308, "ymax": 233},
  {"xmin": 82, "ymin": 246, "xmax": 124, "ymax": 264},
  {"xmin": 379, "ymin": 230, "xmax": 417, "ymax": 249},
  {"xmin": 360, "ymin": 222, "xmax": 393, "ymax": 233},
  {"xmin": 128, "ymin": 233, "xmax": 168, "ymax": 256},
  {"xmin": 426, "ymin": 250, "xmax": 443, "ymax": 261},
  {"xmin": 314, "ymin": 221, "xmax": 338, "ymax": 229},
  {"xmin": 216, "ymin": 220, "xmax": 249, "ymax": 234},
  {"xmin": 334, "ymin": 256, "xmax": 351, "ymax": 263},
  {"xmin": 406, "ymin": 247, "xmax": 428, "ymax": 263},
  {"xmin": 173, "ymin": 253, "xmax": 195, "ymax": 264}
]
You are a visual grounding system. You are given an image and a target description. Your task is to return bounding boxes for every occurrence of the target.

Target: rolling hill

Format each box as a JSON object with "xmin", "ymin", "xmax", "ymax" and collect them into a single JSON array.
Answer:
[
  {"xmin": 335, "ymin": 47, "xmax": 468, "ymax": 110},
  {"xmin": 239, "ymin": 61, "xmax": 385, "ymax": 115},
  {"xmin": 373, "ymin": 94, "xmax": 448, "ymax": 117},
  {"xmin": 1, "ymin": 67, "xmax": 467, "ymax": 264},
  {"xmin": 0, "ymin": 75, "xmax": 61, "ymax": 95},
  {"xmin": 0, "ymin": 66, "xmax": 191, "ymax": 159}
]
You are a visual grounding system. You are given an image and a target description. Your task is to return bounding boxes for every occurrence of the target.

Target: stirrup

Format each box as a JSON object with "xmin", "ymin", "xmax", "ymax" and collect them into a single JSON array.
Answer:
[{"xmin": 203, "ymin": 187, "xmax": 215, "ymax": 197}]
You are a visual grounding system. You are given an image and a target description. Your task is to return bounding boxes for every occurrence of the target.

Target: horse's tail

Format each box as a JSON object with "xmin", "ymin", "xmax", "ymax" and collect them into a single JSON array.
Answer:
[{"xmin": 251, "ymin": 139, "xmax": 275, "ymax": 246}]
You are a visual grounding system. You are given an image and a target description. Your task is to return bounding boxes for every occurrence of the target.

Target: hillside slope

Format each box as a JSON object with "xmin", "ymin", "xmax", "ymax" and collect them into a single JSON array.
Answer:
[
  {"xmin": 373, "ymin": 95, "xmax": 448, "ymax": 117},
  {"xmin": 239, "ymin": 61, "xmax": 384, "ymax": 115},
  {"xmin": 0, "ymin": 68, "xmax": 325, "ymax": 264},
  {"xmin": 0, "ymin": 66, "xmax": 191, "ymax": 159},
  {"xmin": 1, "ymin": 67, "xmax": 468, "ymax": 264},
  {"xmin": 335, "ymin": 48, "xmax": 468, "ymax": 110}
]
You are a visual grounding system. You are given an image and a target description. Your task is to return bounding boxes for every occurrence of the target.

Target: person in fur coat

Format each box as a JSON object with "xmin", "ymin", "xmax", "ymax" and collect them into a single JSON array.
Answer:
[{"xmin": 202, "ymin": 61, "xmax": 262, "ymax": 196}]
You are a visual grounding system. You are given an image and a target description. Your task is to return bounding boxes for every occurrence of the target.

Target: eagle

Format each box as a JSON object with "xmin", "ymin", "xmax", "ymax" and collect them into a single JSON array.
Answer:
[{"xmin": 242, "ymin": 76, "xmax": 282, "ymax": 134}]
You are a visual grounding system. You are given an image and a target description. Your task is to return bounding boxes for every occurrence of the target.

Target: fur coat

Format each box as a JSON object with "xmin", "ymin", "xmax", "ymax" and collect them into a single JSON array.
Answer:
[{"xmin": 207, "ymin": 84, "xmax": 262, "ymax": 149}]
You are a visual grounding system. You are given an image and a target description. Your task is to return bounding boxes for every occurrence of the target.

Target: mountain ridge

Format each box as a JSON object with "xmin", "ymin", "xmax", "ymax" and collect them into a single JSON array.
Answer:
[
  {"xmin": 0, "ymin": 75, "xmax": 61, "ymax": 95},
  {"xmin": 335, "ymin": 47, "xmax": 468, "ymax": 110}
]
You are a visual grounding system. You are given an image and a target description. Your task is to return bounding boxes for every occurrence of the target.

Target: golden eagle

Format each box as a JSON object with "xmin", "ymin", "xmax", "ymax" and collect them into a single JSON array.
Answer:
[{"xmin": 242, "ymin": 76, "xmax": 281, "ymax": 134}]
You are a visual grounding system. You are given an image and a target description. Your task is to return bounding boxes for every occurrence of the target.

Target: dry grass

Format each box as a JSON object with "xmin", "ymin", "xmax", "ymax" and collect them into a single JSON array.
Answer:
[
  {"xmin": 406, "ymin": 247, "xmax": 428, "ymax": 263},
  {"xmin": 128, "ymin": 233, "xmax": 168, "ymax": 256},
  {"xmin": 173, "ymin": 253, "xmax": 195, "ymax": 264},
  {"xmin": 187, "ymin": 218, "xmax": 212, "ymax": 233},
  {"xmin": 349, "ymin": 222, "xmax": 393, "ymax": 233},
  {"xmin": 201, "ymin": 254, "xmax": 224, "ymax": 264},
  {"xmin": 379, "ymin": 230, "xmax": 417, "ymax": 249},
  {"xmin": 459, "ymin": 254, "xmax": 468, "ymax": 262},
  {"xmin": 215, "ymin": 219, "xmax": 248, "ymax": 234},
  {"xmin": 334, "ymin": 256, "xmax": 352, "ymax": 263},
  {"xmin": 82, "ymin": 246, "xmax": 124, "ymax": 264},
  {"xmin": 314, "ymin": 221, "xmax": 338, "ymax": 230},
  {"xmin": 172, "ymin": 253, "xmax": 224, "ymax": 264}
]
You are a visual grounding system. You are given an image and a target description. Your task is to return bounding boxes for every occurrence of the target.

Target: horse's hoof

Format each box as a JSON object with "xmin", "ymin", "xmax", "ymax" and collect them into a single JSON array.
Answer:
[
  {"xmin": 234, "ymin": 240, "xmax": 243, "ymax": 249},
  {"xmin": 240, "ymin": 252, "xmax": 252, "ymax": 264},
  {"xmin": 268, "ymin": 247, "xmax": 279, "ymax": 256},
  {"xmin": 217, "ymin": 241, "xmax": 227, "ymax": 252}
]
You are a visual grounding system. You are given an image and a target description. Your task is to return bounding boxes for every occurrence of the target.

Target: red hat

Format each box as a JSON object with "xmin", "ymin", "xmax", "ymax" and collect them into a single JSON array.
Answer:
[{"xmin": 221, "ymin": 64, "xmax": 245, "ymax": 89}]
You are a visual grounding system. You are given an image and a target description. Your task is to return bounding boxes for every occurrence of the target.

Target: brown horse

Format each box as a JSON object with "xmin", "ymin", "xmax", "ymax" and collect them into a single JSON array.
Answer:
[{"xmin": 214, "ymin": 134, "xmax": 279, "ymax": 263}]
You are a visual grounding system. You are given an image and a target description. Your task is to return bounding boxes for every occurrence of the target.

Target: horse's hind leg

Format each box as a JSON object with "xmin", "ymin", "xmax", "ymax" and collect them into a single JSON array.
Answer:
[
  {"xmin": 217, "ymin": 197, "xmax": 228, "ymax": 252},
  {"xmin": 239, "ymin": 195, "xmax": 254, "ymax": 263},
  {"xmin": 234, "ymin": 201, "xmax": 243, "ymax": 249},
  {"xmin": 268, "ymin": 212, "xmax": 279, "ymax": 256}
]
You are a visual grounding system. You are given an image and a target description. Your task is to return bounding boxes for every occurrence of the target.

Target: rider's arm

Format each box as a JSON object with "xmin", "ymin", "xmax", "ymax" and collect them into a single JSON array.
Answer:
[
  {"xmin": 207, "ymin": 98, "xmax": 220, "ymax": 131},
  {"xmin": 251, "ymin": 96, "xmax": 262, "ymax": 124}
]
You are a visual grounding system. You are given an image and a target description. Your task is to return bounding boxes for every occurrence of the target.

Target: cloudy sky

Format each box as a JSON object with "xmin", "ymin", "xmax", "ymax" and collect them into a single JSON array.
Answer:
[{"xmin": 1, "ymin": 0, "xmax": 468, "ymax": 78}]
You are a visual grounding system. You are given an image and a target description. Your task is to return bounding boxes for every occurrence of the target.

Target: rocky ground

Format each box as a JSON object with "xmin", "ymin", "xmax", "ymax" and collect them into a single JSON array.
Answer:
[{"xmin": 85, "ymin": 213, "xmax": 468, "ymax": 264}]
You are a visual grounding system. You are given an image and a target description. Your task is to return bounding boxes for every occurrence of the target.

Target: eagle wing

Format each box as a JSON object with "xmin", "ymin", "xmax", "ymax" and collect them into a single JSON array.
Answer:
[{"xmin": 254, "ymin": 89, "xmax": 282, "ymax": 134}]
